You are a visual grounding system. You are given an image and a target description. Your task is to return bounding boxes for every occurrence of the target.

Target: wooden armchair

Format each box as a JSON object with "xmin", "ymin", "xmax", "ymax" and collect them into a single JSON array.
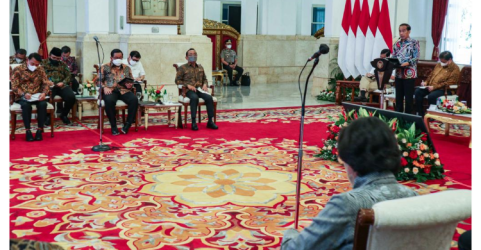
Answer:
[
  {"xmin": 173, "ymin": 63, "xmax": 217, "ymax": 128},
  {"xmin": 10, "ymin": 90, "xmax": 55, "ymax": 140},
  {"xmin": 335, "ymin": 80, "xmax": 384, "ymax": 107}
]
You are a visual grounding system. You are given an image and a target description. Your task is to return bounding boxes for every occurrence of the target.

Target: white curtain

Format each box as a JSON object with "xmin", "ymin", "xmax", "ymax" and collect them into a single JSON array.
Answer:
[
  {"xmin": 10, "ymin": 0, "xmax": 16, "ymax": 55},
  {"xmin": 441, "ymin": 0, "xmax": 472, "ymax": 65}
]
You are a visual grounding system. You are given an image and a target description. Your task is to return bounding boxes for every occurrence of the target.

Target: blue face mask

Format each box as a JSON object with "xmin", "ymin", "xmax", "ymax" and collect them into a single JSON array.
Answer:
[{"xmin": 188, "ymin": 56, "xmax": 197, "ymax": 62}]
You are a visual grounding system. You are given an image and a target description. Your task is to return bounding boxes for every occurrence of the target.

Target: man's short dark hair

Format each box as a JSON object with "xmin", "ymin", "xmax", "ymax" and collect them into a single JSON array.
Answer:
[
  {"xmin": 399, "ymin": 23, "xmax": 411, "ymax": 31},
  {"xmin": 111, "ymin": 49, "xmax": 123, "ymax": 58},
  {"xmin": 61, "ymin": 46, "xmax": 71, "ymax": 54},
  {"xmin": 50, "ymin": 47, "xmax": 62, "ymax": 57},
  {"xmin": 439, "ymin": 51, "xmax": 453, "ymax": 61},
  {"xmin": 338, "ymin": 117, "xmax": 401, "ymax": 177},
  {"xmin": 28, "ymin": 53, "xmax": 42, "ymax": 62},
  {"xmin": 16, "ymin": 49, "xmax": 27, "ymax": 55},
  {"xmin": 130, "ymin": 51, "xmax": 141, "ymax": 59},
  {"xmin": 380, "ymin": 49, "xmax": 391, "ymax": 57},
  {"xmin": 186, "ymin": 48, "xmax": 196, "ymax": 56}
]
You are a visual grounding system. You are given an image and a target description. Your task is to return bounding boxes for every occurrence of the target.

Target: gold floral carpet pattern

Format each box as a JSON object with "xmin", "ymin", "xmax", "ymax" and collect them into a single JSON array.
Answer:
[{"xmin": 10, "ymin": 105, "xmax": 471, "ymax": 249}]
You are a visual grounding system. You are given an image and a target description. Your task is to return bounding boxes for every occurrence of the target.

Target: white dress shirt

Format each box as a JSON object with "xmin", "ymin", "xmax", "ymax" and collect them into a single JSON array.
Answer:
[{"xmin": 122, "ymin": 59, "xmax": 145, "ymax": 79}]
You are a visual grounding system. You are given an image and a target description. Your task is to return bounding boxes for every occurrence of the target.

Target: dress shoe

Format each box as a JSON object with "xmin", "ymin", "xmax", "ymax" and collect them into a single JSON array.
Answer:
[
  {"xmin": 44, "ymin": 116, "xmax": 51, "ymax": 126},
  {"xmin": 26, "ymin": 130, "xmax": 34, "ymax": 142},
  {"xmin": 35, "ymin": 129, "xmax": 43, "ymax": 141},
  {"xmin": 111, "ymin": 127, "xmax": 120, "ymax": 136},
  {"xmin": 121, "ymin": 122, "xmax": 131, "ymax": 134},
  {"xmin": 191, "ymin": 123, "xmax": 199, "ymax": 131},
  {"xmin": 207, "ymin": 121, "xmax": 218, "ymax": 129},
  {"xmin": 353, "ymin": 96, "xmax": 368, "ymax": 102},
  {"xmin": 60, "ymin": 115, "xmax": 71, "ymax": 125}
]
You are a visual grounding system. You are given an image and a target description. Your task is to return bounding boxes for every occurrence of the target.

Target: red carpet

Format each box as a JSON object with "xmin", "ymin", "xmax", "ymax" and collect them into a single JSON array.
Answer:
[{"xmin": 9, "ymin": 105, "xmax": 471, "ymax": 249}]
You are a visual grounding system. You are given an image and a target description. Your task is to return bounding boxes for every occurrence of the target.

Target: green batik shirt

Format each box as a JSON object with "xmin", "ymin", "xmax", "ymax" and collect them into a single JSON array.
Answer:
[{"xmin": 40, "ymin": 59, "xmax": 71, "ymax": 88}]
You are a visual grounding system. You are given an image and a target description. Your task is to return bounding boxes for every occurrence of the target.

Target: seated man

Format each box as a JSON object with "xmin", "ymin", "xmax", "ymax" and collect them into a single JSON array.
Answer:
[
  {"xmin": 10, "ymin": 48, "xmax": 27, "ymax": 65},
  {"xmin": 415, "ymin": 51, "xmax": 460, "ymax": 117},
  {"xmin": 122, "ymin": 50, "xmax": 145, "ymax": 97},
  {"xmin": 175, "ymin": 48, "xmax": 218, "ymax": 131},
  {"xmin": 355, "ymin": 49, "xmax": 395, "ymax": 102},
  {"xmin": 220, "ymin": 39, "xmax": 244, "ymax": 86},
  {"xmin": 281, "ymin": 117, "xmax": 417, "ymax": 250},
  {"xmin": 41, "ymin": 47, "xmax": 76, "ymax": 125},
  {"xmin": 61, "ymin": 46, "xmax": 80, "ymax": 94},
  {"xmin": 11, "ymin": 53, "xmax": 52, "ymax": 142},
  {"xmin": 101, "ymin": 49, "xmax": 138, "ymax": 135}
]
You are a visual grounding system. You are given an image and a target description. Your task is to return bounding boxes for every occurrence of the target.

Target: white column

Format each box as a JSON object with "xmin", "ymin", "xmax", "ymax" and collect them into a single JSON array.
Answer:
[
  {"xmin": 76, "ymin": 0, "xmax": 87, "ymax": 33},
  {"xmin": 204, "ymin": 0, "xmax": 222, "ymax": 22},
  {"xmin": 185, "ymin": 0, "xmax": 203, "ymax": 35},
  {"xmin": 241, "ymin": 0, "xmax": 258, "ymax": 35},
  {"xmin": 86, "ymin": 0, "xmax": 110, "ymax": 34}
]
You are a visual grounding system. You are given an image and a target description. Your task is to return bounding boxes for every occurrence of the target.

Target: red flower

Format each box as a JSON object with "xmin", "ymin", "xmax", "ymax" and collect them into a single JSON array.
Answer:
[
  {"xmin": 421, "ymin": 133, "xmax": 428, "ymax": 141},
  {"xmin": 156, "ymin": 90, "xmax": 161, "ymax": 94},
  {"xmin": 424, "ymin": 166, "xmax": 431, "ymax": 174},
  {"xmin": 327, "ymin": 133, "xmax": 334, "ymax": 140},
  {"xmin": 409, "ymin": 150, "xmax": 418, "ymax": 160},
  {"xmin": 401, "ymin": 157, "xmax": 408, "ymax": 166},
  {"xmin": 369, "ymin": 111, "xmax": 373, "ymax": 117},
  {"xmin": 332, "ymin": 147, "xmax": 338, "ymax": 155},
  {"xmin": 331, "ymin": 126, "xmax": 341, "ymax": 133},
  {"xmin": 392, "ymin": 120, "xmax": 397, "ymax": 132},
  {"xmin": 342, "ymin": 110, "xmax": 347, "ymax": 120},
  {"xmin": 354, "ymin": 112, "xmax": 358, "ymax": 119}
]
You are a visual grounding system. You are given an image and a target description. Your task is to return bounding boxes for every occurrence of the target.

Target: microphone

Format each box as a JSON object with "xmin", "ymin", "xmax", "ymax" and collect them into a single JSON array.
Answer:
[
  {"xmin": 308, "ymin": 44, "xmax": 330, "ymax": 61},
  {"xmin": 93, "ymin": 36, "xmax": 99, "ymax": 43}
]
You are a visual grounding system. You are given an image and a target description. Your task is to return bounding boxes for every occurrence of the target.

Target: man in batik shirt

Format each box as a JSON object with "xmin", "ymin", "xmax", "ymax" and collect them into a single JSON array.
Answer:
[
  {"xmin": 392, "ymin": 23, "xmax": 420, "ymax": 114},
  {"xmin": 61, "ymin": 46, "xmax": 80, "ymax": 94}
]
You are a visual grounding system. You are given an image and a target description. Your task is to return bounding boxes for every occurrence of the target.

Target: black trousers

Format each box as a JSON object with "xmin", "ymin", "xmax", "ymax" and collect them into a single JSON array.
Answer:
[
  {"xmin": 395, "ymin": 78, "xmax": 415, "ymax": 114},
  {"xmin": 103, "ymin": 89, "xmax": 138, "ymax": 129},
  {"xmin": 52, "ymin": 86, "xmax": 76, "ymax": 117},
  {"xmin": 186, "ymin": 90, "xmax": 214, "ymax": 121},
  {"xmin": 414, "ymin": 88, "xmax": 447, "ymax": 116},
  {"xmin": 134, "ymin": 83, "xmax": 143, "ymax": 96},
  {"xmin": 16, "ymin": 100, "xmax": 48, "ymax": 130},
  {"xmin": 70, "ymin": 75, "xmax": 79, "ymax": 93},
  {"xmin": 223, "ymin": 64, "xmax": 244, "ymax": 84}
]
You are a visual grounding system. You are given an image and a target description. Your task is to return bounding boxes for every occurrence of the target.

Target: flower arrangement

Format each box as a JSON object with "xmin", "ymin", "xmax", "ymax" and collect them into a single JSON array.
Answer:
[
  {"xmin": 146, "ymin": 85, "xmax": 165, "ymax": 102},
  {"xmin": 84, "ymin": 80, "xmax": 97, "ymax": 95},
  {"xmin": 439, "ymin": 99, "xmax": 471, "ymax": 114},
  {"xmin": 315, "ymin": 107, "xmax": 445, "ymax": 182},
  {"xmin": 317, "ymin": 90, "xmax": 336, "ymax": 102}
]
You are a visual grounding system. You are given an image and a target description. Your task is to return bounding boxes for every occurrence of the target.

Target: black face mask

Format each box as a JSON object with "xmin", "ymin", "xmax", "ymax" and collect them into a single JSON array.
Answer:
[{"xmin": 49, "ymin": 58, "xmax": 59, "ymax": 66}]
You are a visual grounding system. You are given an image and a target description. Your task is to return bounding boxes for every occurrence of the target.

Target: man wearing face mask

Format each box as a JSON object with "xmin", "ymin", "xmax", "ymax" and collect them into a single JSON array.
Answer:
[
  {"xmin": 220, "ymin": 39, "xmax": 243, "ymax": 86},
  {"xmin": 60, "ymin": 46, "xmax": 80, "ymax": 94},
  {"xmin": 11, "ymin": 53, "xmax": 52, "ymax": 141},
  {"xmin": 175, "ymin": 48, "xmax": 218, "ymax": 131},
  {"xmin": 100, "ymin": 49, "xmax": 137, "ymax": 135},
  {"xmin": 41, "ymin": 47, "xmax": 76, "ymax": 126},
  {"xmin": 10, "ymin": 49, "xmax": 27, "ymax": 65},
  {"xmin": 122, "ymin": 50, "xmax": 145, "ymax": 96},
  {"xmin": 281, "ymin": 117, "xmax": 417, "ymax": 250},
  {"xmin": 414, "ymin": 51, "xmax": 460, "ymax": 117}
]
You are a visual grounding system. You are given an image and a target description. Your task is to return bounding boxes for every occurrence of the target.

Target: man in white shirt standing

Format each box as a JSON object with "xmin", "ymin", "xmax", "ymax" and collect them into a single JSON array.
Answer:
[
  {"xmin": 122, "ymin": 51, "xmax": 146, "ymax": 97},
  {"xmin": 354, "ymin": 49, "xmax": 395, "ymax": 102}
]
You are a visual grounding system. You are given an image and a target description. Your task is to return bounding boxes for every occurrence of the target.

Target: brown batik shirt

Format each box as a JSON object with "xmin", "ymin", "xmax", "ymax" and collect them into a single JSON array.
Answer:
[
  {"xmin": 425, "ymin": 62, "xmax": 461, "ymax": 91},
  {"xmin": 40, "ymin": 59, "xmax": 71, "ymax": 89},
  {"xmin": 11, "ymin": 64, "xmax": 50, "ymax": 101},
  {"xmin": 175, "ymin": 63, "xmax": 208, "ymax": 88},
  {"xmin": 9, "ymin": 55, "xmax": 26, "ymax": 65},
  {"xmin": 100, "ymin": 62, "xmax": 134, "ymax": 95}
]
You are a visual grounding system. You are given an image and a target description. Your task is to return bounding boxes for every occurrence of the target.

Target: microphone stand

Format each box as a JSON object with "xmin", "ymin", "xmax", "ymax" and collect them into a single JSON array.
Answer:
[
  {"xmin": 294, "ymin": 57, "xmax": 320, "ymax": 229},
  {"xmin": 92, "ymin": 39, "xmax": 110, "ymax": 152}
]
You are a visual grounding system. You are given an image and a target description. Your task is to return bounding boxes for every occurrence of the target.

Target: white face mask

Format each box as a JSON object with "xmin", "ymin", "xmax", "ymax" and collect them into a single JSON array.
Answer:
[
  {"xmin": 129, "ymin": 60, "xmax": 137, "ymax": 66},
  {"xmin": 440, "ymin": 62, "xmax": 448, "ymax": 67},
  {"xmin": 113, "ymin": 59, "xmax": 122, "ymax": 66},
  {"xmin": 27, "ymin": 64, "xmax": 37, "ymax": 72},
  {"xmin": 227, "ymin": 45, "xmax": 232, "ymax": 49},
  {"xmin": 16, "ymin": 58, "xmax": 23, "ymax": 63}
]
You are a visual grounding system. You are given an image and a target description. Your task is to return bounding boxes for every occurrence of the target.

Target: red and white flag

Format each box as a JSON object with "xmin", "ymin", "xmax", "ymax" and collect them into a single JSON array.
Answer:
[
  {"xmin": 363, "ymin": 0, "xmax": 380, "ymax": 72},
  {"xmin": 371, "ymin": 0, "xmax": 393, "ymax": 62},
  {"xmin": 346, "ymin": 0, "xmax": 361, "ymax": 78},
  {"xmin": 338, "ymin": 0, "xmax": 352, "ymax": 78},
  {"xmin": 355, "ymin": 0, "xmax": 370, "ymax": 75}
]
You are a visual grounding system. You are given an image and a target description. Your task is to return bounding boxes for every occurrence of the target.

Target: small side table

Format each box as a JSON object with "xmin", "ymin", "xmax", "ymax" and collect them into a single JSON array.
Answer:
[
  {"xmin": 75, "ymin": 95, "xmax": 98, "ymax": 121},
  {"xmin": 424, "ymin": 110, "xmax": 472, "ymax": 148},
  {"xmin": 137, "ymin": 102, "xmax": 183, "ymax": 131}
]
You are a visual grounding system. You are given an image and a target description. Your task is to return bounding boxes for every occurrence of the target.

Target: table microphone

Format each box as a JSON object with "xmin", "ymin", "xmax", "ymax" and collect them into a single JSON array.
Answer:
[{"xmin": 308, "ymin": 44, "xmax": 330, "ymax": 61}]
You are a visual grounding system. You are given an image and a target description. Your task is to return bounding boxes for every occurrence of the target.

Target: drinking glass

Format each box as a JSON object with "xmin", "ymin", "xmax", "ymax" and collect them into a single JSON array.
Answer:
[{"xmin": 168, "ymin": 93, "xmax": 173, "ymax": 104}]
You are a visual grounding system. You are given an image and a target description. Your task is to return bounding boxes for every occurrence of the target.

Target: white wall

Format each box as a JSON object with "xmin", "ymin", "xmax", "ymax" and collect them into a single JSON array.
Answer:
[
  {"xmin": 241, "ymin": 0, "xmax": 258, "ymax": 35},
  {"xmin": 52, "ymin": 0, "xmax": 76, "ymax": 34},
  {"xmin": 204, "ymin": 0, "xmax": 222, "ymax": 22},
  {"xmin": 25, "ymin": 0, "xmax": 40, "ymax": 54},
  {"xmin": 87, "ymin": 0, "xmax": 110, "ymax": 34},
  {"xmin": 258, "ymin": 0, "xmax": 297, "ymax": 35}
]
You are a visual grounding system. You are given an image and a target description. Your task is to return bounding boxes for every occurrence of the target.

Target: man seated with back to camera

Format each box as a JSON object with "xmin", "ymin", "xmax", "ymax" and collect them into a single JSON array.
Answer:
[
  {"xmin": 122, "ymin": 50, "xmax": 146, "ymax": 97},
  {"xmin": 100, "ymin": 49, "xmax": 138, "ymax": 135},
  {"xmin": 281, "ymin": 117, "xmax": 417, "ymax": 250},
  {"xmin": 41, "ymin": 47, "xmax": 76, "ymax": 126},
  {"xmin": 220, "ymin": 39, "xmax": 244, "ymax": 86},
  {"xmin": 354, "ymin": 49, "xmax": 395, "ymax": 102},
  {"xmin": 414, "ymin": 51, "xmax": 460, "ymax": 117}
]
